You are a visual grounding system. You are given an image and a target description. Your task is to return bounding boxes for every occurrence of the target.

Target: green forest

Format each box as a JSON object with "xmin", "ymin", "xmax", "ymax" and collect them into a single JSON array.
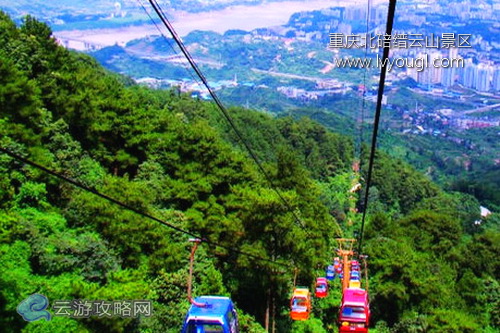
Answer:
[{"xmin": 0, "ymin": 13, "xmax": 498, "ymax": 332}]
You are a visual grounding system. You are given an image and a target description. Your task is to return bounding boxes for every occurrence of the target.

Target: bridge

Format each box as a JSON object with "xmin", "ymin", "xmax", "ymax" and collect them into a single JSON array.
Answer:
[{"xmin": 55, "ymin": 37, "xmax": 107, "ymax": 52}]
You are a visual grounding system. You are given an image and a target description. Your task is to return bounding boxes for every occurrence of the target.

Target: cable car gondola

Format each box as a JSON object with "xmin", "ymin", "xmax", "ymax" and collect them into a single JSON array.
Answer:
[
  {"xmin": 315, "ymin": 277, "xmax": 328, "ymax": 298},
  {"xmin": 334, "ymin": 257, "xmax": 343, "ymax": 275},
  {"xmin": 338, "ymin": 288, "xmax": 370, "ymax": 332},
  {"xmin": 182, "ymin": 239, "xmax": 240, "ymax": 333},
  {"xmin": 181, "ymin": 296, "xmax": 239, "ymax": 333},
  {"xmin": 326, "ymin": 265, "xmax": 336, "ymax": 280},
  {"xmin": 351, "ymin": 260, "xmax": 360, "ymax": 272},
  {"xmin": 349, "ymin": 279, "xmax": 361, "ymax": 289},
  {"xmin": 290, "ymin": 287, "xmax": 311, "ymax": 320}
]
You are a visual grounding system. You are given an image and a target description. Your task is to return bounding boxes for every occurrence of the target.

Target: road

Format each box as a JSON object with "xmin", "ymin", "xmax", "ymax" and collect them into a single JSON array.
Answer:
[
  {"xmin": 251, "ymin": 68, "xmax": 325, "ymax": 82},
  {"xmin": 458, "ymin": 103, "xmax": 500, "ymax": 115}
]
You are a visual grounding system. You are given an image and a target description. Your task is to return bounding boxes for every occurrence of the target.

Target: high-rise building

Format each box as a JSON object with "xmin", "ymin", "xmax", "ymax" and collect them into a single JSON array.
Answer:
[
  {"xmin": 492, "ymin": 67, "xmax": 500, "ymax": 91},
  {"xmin": 407, "ymin": 66, "xmax": 419, "ymax": 82},
  {"xmin": 461, "ymin": 62, "xmax": 476, "ymax": 88},
  {"xmin": 338, "ymin": 23, "xmax": 352, "ymax": 36},
  {"xmin": 475, "ymin": 64, "xmax": 491, "ymax": 92},
  {"xmin": 441, "ymin": 67, "xmax": 456, "ymax": 87},
  {"xmin": 431, "ymin": 53, "xmax": 443, "ymax": 84},
  {"xmin": 442, "ymin": 48, "xmax": 462, "ymax": 87},
  {"xmin": 448, "ymin": 47, "xmax": 458, "ymax": 60},
  {"xmin": 417, "ymin": 52, "xmax": 442, "ymax": 85},
  {"xmin": 344, "ymin": 6, "xmax": 366, "ymax": 21}
]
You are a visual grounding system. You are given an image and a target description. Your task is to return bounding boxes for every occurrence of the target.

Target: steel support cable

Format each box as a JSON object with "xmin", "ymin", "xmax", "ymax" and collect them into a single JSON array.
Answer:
[
  {"xmin": 357, "ymin": 0, "xmax": 398, "ymax": 254},
  {"xmin": 358, "ymin": 0, "xmax": 371, "ymax": 156},
  {"xmin": 135, "ymin": 0, "xmax": 205, "ymax": 91},
  {"xmin": 146, "ymin": 0, "xmax": 312, "ymax": 237},
  {"xmin": 353, "ymin": 0, "xmax": 372, "ymax": 234},
  {"xmin": 0, "ymin": 146, "xmax": 293, "ymax": 269}
]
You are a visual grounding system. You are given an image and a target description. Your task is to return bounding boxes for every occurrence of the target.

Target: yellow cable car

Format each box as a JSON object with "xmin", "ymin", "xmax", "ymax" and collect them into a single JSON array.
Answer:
[
  {"xmin": 349, "ymin": 280, "xmax": 361, "ymax": 288},
  {"xmin": 290, "ymin": 287, "xmax": 311, "ymax": 321}
]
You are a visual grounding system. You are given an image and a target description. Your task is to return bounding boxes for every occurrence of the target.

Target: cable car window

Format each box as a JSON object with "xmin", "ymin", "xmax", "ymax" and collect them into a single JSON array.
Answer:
[
  {"xmin": 227, "ymin": 310, "xmax": 237, "ymax": 333},
  {"xmin": 316, "ymin": 285, "xmax": 326, "ymax": 291},
  {"xmin": 186, "ymin": 322, "xmax": 224, "ymax": 333},
  {"xmin": 342, "ymin": 306, "xmax": 366, "ymax": 319},
  {"xmin": 291, "ymin": 297, "xmax": 308, "ymax": 311}
]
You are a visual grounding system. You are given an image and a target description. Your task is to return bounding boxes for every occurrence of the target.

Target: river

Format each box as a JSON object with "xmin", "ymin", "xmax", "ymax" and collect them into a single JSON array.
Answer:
[{"xmin": 54, "ymin": 0, "xmax": 379, "ymax": 51}]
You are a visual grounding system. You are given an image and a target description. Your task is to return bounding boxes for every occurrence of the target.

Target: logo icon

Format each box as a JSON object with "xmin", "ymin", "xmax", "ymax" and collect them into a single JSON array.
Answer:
[{"xmin": 16, "ymin": 293, "xmax": 51, "ymax": 322}]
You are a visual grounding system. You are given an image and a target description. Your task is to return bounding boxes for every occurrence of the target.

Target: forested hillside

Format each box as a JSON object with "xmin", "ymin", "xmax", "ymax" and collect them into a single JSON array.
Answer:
[{"xmin": 0, "ymin": 13, "xmax": 498, "ymax": 332}]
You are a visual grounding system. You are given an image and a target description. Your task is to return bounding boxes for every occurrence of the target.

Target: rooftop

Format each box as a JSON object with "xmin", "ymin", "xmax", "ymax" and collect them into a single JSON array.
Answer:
[
  {"xmin": 293, "ymin": 288, "xmax": 310, "ymax": 298},
  {"xmin": 343, "ymin": 288, "xmax": 368, "ymax": 305},
  {"xmin": 186, "ymin": 296, "xmax": 234, "ymax": 319}
]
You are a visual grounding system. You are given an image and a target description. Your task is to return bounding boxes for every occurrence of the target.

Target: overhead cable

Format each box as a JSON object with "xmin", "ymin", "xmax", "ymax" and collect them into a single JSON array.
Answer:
[
  {"xmin": 146, "ymin": 0, "xmax": 312, "ymax": 236},
  {"xmin": 0, "ymin": 146, "xmax": 293, "ymax": 268},
  {"xmin": 357, "ymin": 0, "xmax": 398, "ymax": 254}
]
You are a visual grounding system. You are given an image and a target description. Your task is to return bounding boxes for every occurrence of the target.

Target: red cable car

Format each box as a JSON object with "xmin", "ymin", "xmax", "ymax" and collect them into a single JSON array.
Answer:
[
  {"xmin": 315, "ymin": 277, "xmax": 328, "ymax": 298},
  {"xmin": 339, "ymin": 288, "xmax": 370, "ymax": 332},
  {"xmin": 334, "ymin": 257, "xmax": 343, "ymax": 274},
  {"xmin": 351, "ymin": 260, "xmax": 360, "ymax": 272}
]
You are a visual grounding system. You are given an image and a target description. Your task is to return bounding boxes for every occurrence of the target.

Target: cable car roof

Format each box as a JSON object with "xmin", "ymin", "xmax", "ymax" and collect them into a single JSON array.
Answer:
[
  {"xmin": 343, "ymin": 288, "xmax": 368, "ymax": 305},
  {"xmin": 292, "ymin": 288, "xmax": 310, "ymax": 297},
  {"xmin": 186, "ymin": 296, "xmax": 234, "ymax": 319}
]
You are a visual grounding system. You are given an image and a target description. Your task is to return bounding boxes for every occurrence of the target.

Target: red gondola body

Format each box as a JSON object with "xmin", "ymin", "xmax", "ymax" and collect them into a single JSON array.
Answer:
[
  {"xmin": 339, "ymin": 288, "xmax": 370, "ymax": 332},
  {"xmin": 315, "ymin": 277, "xmax": 328, "ymax": 298}
]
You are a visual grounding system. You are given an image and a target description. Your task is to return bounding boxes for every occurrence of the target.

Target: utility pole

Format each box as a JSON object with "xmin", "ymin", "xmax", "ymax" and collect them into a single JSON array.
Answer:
[
  {"xmin": 360, "ymin": 254, "xmax": 369, "ymax": 294},
  {"xmin": 187, "ymin": 238, "xmax": 206, "ymax": 307}
]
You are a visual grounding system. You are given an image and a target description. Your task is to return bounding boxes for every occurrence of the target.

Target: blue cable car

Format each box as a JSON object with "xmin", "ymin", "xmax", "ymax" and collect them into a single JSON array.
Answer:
[
  {"xmin": 181, "ymin": 296, "xmax": 239, "ymax": 333},
  {"xmin": 326, "ymin": 265, "xmax": 336, "ymax": 280},
  {"xmin": 350, "ymin": 271, "xmax": 360, "ymax": 280}
]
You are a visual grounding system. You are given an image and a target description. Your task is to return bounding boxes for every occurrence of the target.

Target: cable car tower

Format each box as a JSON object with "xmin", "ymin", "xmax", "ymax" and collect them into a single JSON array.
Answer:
[
  {"xmin": 336, "ymin": 238, "xmax": 356, "ymax": 291},
  {"xmin": 336, "ymin": 238, "xmax": 371, "ymax": 332}
]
